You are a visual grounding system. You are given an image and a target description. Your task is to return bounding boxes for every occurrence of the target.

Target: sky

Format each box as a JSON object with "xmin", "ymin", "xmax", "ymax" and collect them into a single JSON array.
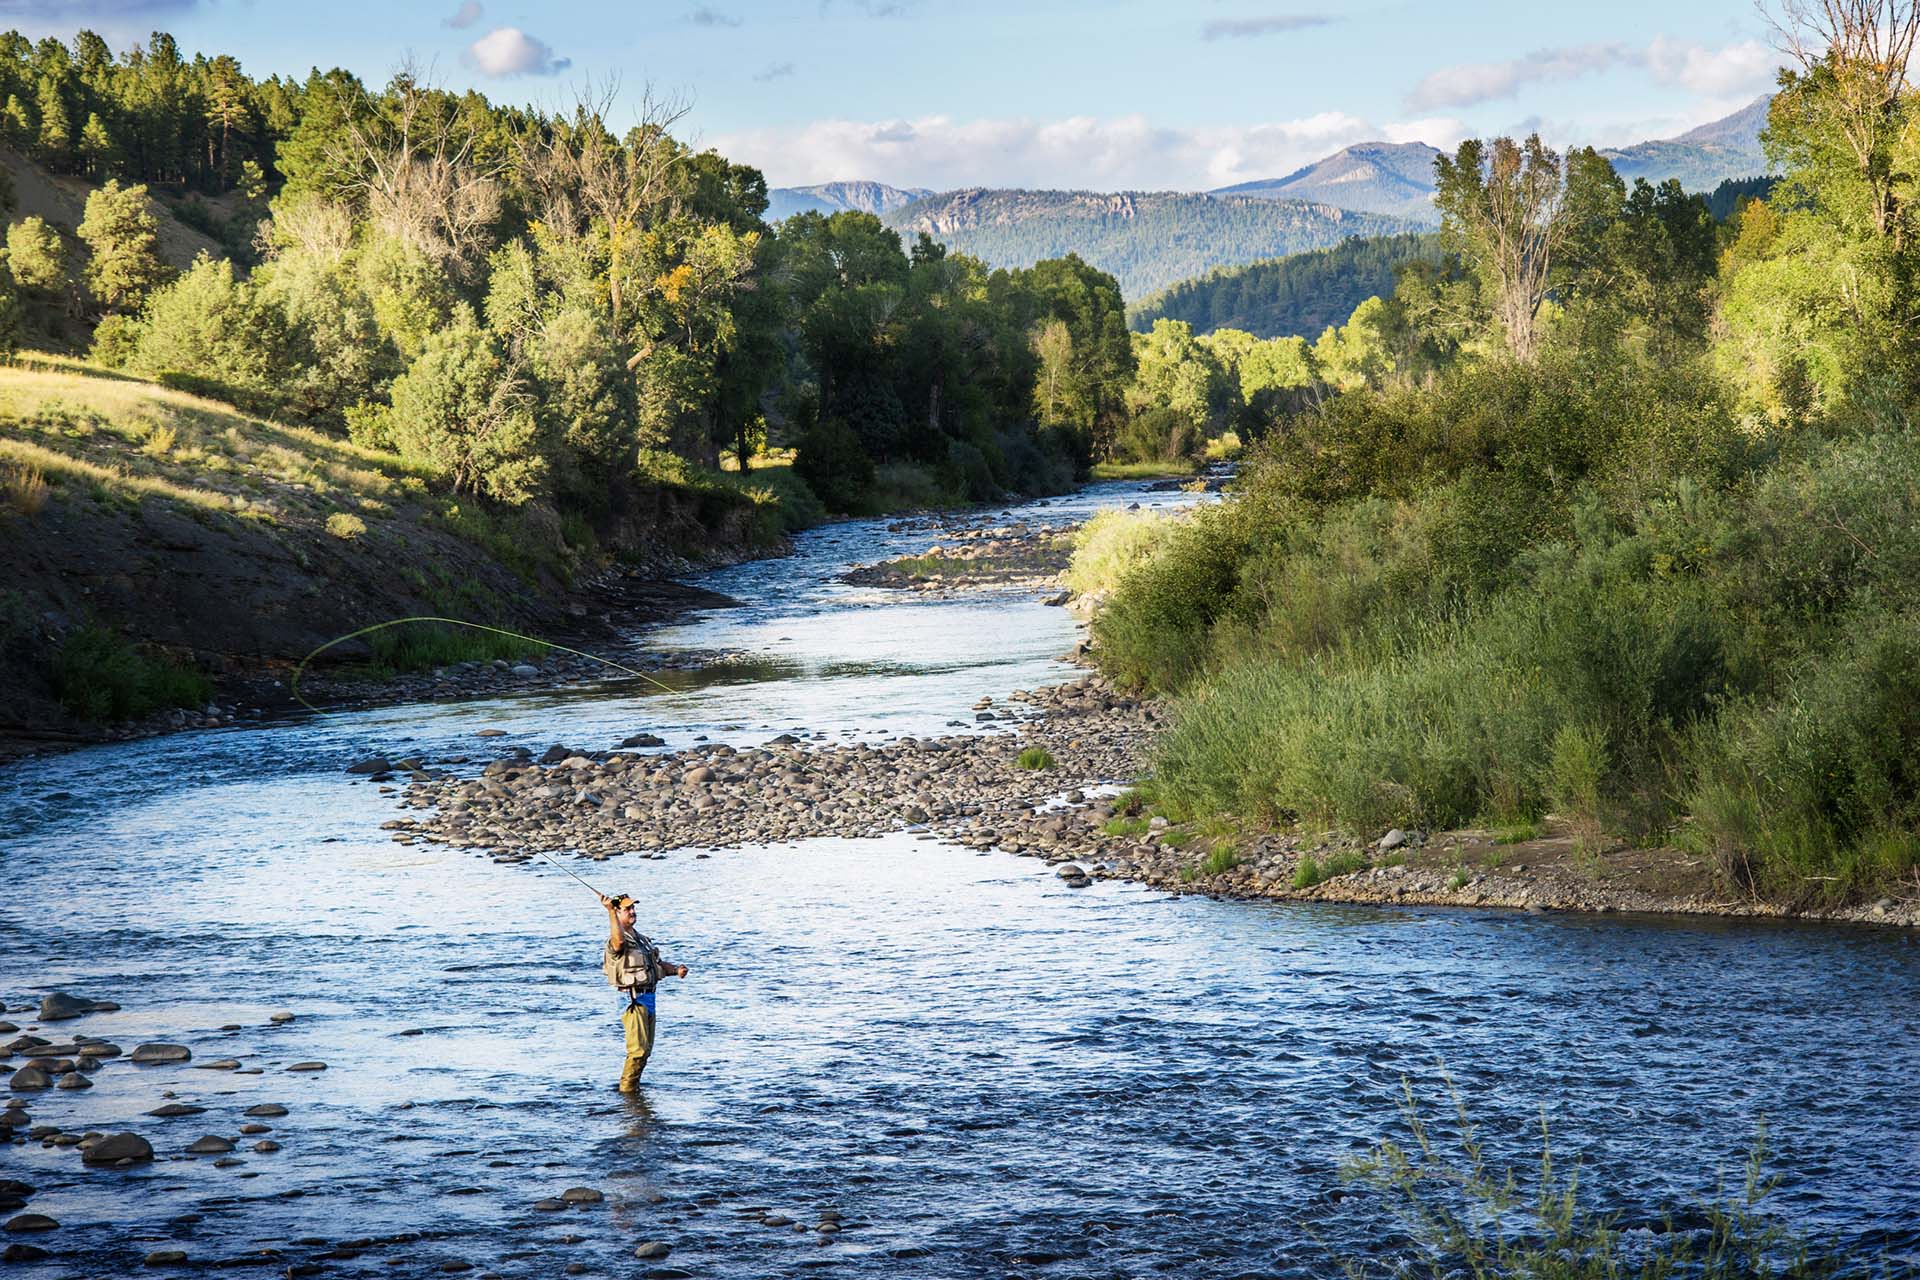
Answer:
[{"xmin": 1, "ymin": 0, "xmax": 1785, "ymax": 191}]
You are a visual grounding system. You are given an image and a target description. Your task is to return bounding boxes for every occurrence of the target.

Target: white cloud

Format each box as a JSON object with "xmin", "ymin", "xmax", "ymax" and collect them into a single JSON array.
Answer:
[
  {"xmin": 1409, "ymin": 37, "xmax": 1778, "ymax": 111},
  {"xmin": 443, "ymin": 1, "xmax": 483, "ymax": 29},
  {"xmin": 1408, "ymin": 43, "xmax": 1631, "ymax": 110},
  {"xmin": 1644, "ymin": 36, "xmax": 1775, "ymax": 96},
  {"xmin": 712, "ymin": 111, "xmax": 1463, "ymax": 191},
  {"xmin": 464, "ymin": 27, "xmax": 572, "ymax": 77}
]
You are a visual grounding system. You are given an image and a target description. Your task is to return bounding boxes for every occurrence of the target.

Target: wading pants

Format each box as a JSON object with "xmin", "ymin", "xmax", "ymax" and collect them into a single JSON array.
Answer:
[{"xmin": 619, "ymin": 991, "xmax": 656, "ymax": 1091}]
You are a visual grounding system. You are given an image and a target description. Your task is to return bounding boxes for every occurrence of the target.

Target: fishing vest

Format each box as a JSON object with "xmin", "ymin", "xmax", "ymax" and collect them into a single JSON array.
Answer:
[{"xmin": 603, "ymin": 927, "xmax": 662, "ymax": 993}]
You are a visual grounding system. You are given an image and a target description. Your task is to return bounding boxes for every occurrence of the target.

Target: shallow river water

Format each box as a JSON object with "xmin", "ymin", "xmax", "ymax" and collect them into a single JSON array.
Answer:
[{"xmin": 3, "ymin": 479, "xmax": 1918, "ymax": 1278}]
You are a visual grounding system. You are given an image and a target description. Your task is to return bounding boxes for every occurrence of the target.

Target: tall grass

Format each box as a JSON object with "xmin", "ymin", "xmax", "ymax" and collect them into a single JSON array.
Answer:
[
  {"xmin": 1346, "ymin": 1081, "xmax": 1842, "ymax": 1279},
  {"xmin": 1091, "ymin": 353, "xmax": 1920, "ymax": 904},
  {"xmin": 363, "ymin": 621, "xmax": 543, "ymax": 676}
]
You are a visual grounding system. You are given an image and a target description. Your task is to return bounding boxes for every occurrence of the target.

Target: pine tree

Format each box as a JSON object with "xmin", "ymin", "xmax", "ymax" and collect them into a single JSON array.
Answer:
[
  {"xmin": 78, "ymin": 110, "xmax": 114, "ymax": 179},
  {"xmin": 77, "ymin": 179, "xmax": 172, "ymax": 313},
  {"xmin": 34, "ymin": 75, "xmax": 70, "ymax": 168},
  {"xmin": 0, "ymin": 95, "xmax": 33, "ymax": 151}
]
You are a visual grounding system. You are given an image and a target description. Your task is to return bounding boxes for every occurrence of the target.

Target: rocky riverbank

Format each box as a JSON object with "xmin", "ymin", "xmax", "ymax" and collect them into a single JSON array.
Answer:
[
  {"xmin": 388, "ymin": 670, "xmax": 1920, "ymax": 931},
  {"xmin": 840, "ymin": 521, "xmax": 1075, "ymax": 597}
]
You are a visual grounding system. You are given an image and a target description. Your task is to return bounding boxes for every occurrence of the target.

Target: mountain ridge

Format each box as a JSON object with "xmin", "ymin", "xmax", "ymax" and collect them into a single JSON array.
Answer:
[
  {"xmin": 1211, "ymin": 141, "xmax": 1443, "ymax": 221},
  {"xmin": 765, "ymin": 179, "xmax": 934, "ymax": 221},
  {"xmin": 879, "ymin": 189, "xmax": 1417, "ymax": 300}
]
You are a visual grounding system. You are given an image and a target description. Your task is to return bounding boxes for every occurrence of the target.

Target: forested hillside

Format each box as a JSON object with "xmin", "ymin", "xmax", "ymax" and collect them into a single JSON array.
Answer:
[
  {"xmin": 0, "ymin": 26, "xmax": 1146, "ymax": 725},
  {"xmin": 1129, "ymin": 233, "xmax": 1443, "ymax": 338},
  {"xmin": 884, "ymin": 189, "xmax": 1416, "ymax": 299},
  {"xmin": 1600, "ymin": 95, "xmax": 1771, "ymax": 189}
]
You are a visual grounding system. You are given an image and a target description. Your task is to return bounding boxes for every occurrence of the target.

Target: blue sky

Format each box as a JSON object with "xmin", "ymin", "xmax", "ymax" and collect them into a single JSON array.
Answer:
[{"xmin": 4, "ymin": 0, "xmax": 1783, "ymax": 190}]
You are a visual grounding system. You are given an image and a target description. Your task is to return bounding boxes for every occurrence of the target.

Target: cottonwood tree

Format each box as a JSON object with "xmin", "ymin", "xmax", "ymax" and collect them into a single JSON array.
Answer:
[
  {"xmin": 519, "ymin": 84, "xmax": 692, "ymax": 352},
  {"xmin": 1764, "ymin": 0, "xmax": 1920, "ymax": 244},
  {"xmin": 324, "ymin": 71, "xmax": 507, "ymax": 282},
  {"xmin": 1432, "ymin": 135, "xmax": 1575, "ymax": 361}
]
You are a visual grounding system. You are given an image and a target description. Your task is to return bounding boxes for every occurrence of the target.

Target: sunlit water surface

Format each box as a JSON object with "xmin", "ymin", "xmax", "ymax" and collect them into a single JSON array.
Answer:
[{"xmin": 3, "ymin": 480, "xmax": 1917, "ymax": 1278}]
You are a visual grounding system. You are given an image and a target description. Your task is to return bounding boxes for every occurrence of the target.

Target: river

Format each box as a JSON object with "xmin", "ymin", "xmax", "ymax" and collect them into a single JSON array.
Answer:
[{"xmin": 3, "ymin": 478, "xmax": 1917, "ymax": 1278}]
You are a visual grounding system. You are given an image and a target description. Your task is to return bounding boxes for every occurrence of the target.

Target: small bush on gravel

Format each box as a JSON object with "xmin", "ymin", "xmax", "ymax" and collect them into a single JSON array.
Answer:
[{"xmin": 1017, "ymin": 747, "xmax": 1056, "ymax": 770}]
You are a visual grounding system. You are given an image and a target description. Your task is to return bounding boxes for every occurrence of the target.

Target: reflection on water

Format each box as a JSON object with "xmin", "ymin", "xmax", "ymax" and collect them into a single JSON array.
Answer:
[{"xmin": 3, "ymin": 479, "xmax": 1918, "ymax": 1276}]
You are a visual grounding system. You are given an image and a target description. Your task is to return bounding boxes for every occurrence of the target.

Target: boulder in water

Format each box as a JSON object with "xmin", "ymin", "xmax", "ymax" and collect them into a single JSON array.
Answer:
[
  {"xmin": 37, "ymin": 993, "xmax": 90, "ymax": 1022},
  {"xmin": 82, "ymin": 1133, "xmax": 154, "ymax": 1165},
  {"xmin": 131, "ymin": 1043, "xmax": 191, "ymax": 1064}
]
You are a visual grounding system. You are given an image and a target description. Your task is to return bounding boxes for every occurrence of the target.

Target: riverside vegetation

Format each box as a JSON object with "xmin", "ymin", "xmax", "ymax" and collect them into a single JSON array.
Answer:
[
  {"xmin": 0, "ymin": 26, "xmax": 1195, "ymax": 736},
  {"xmin": 1071, "ymin": 19, "xmax": 1920, "ymax": 914}
]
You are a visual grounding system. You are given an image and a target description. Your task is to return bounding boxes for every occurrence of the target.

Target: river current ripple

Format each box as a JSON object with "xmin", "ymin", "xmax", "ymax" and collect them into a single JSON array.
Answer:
[{"xmin": 3, "ymin": 480, "xmax": 1917, "ymax": 1278}]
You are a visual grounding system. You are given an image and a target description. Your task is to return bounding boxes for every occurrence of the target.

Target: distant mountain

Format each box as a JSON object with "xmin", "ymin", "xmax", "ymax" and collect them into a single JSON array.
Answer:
[
  {"xmin": 1212, "ymin": 142, "xmax": 1442, "ymax": 222},
  {"xmin": 1130, "ymin": 232, "xmax": 1444, "ymax": 339},
  {"xmin": 766, "ymin": 180, "xmax": 934, "ymax": 221},
  {"xmin": 881, "ymin": 189, "xmax": 1418, "ymax": 301},
  {"xmin": 1600, "ymin": 96, "xmax": 1772, "ymax": 190},
  {"xmin": 1196, "ymin": 99, "xmax": 1773, "ymax": 233}
]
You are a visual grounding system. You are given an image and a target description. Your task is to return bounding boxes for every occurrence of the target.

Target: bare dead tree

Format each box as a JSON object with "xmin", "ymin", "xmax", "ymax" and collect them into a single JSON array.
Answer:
[
  {"xmin": 518, "ymin": 80, "xmax": 693, "ymax": 346},
  {"xmin": 325, "ymin": 66, "xmax": 507, "ymax": 280},
  {"xmin": 1763, "ymin": 0, "xmax": 1920, "ymax": 239}
]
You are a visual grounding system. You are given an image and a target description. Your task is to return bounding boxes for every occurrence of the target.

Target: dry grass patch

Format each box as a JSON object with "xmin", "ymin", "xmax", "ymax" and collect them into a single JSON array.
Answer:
[{"xmin": 0, "ymin": 359, "xmax": 435, "ymax": 522}]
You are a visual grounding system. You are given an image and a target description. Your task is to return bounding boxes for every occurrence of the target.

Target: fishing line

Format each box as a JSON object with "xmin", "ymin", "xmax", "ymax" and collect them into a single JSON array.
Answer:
[
  {"xmin": 290, "ymin": 616, "xmax": 684, "ymax": 715},
  {"xmin": 301, "ymin": 615, "xmax": 956, "ymax": 902}
]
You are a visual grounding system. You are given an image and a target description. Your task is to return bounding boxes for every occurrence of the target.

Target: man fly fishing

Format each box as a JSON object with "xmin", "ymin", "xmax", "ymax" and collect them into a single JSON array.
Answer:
[{"xmin": 600, "ymin": 893, "xmax": 690, "ymax": 1091}]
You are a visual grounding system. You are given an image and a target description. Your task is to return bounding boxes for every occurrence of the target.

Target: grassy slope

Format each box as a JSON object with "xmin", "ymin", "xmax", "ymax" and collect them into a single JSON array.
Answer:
[{"xmin": 0, "ymin": 358, "xmax": 769, "ymax": 733}]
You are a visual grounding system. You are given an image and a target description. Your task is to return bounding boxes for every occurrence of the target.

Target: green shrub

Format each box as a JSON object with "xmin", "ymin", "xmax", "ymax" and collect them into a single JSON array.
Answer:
[
  {"xmin": 88, "ymin": 312, "xmax": 142, "ymax": 367},
  {"xmin": 728, "ymin": 463, "xmax": 827, "ymax": 533},
  {"xmin": 344, "ymin": 401, "xmax": 395, "ymax": 451},
  {"xmin": 861, "ymin": 461, "xmax": 959, "ymax": 513},
  {"xmin": 1688, "ymin": 613, "xmax": 1920, "ymax": 904},
  {"xmin": 52, "ymin": 626, "xmax": 208, "ymax": 722},
  {"xmin": 127, "ymin": 257, "xmax": 301, "ymax": 417},
  {"xmin": 364, "ymin": 620, "xmax": 541, "ymax": 675},
  {"xmin": 1292, "ymin": 856, "xmax": 1323, "ymax": 889},
  {"xmin": 793, "ymin": 415, "xmax": 875, "ymax": 513},
  {"xmin": 6, "ymin": 216, "xmax": 66, "ymax": 292},
  {"xmin": 1016, "ymin": 747, "xmax": 1056, "ymax": 770},
  {"xmin": 1091, "ymin": 504, "xmax": 1259, "ymax": 693},
  {"xmin": 1545, "ymin": 723, "xmax": 1610, "ymax": 852},
  {"xmin": 387, "ymin": 311, "xmax": 546, "ymax": 504},
  {"xmin": 325, "ymin": 511, "xmax": 367, "ymax": 539},
  {"xmin": 1322, "ymin": 850, "xmax": 1369, "ymax": 877},
  {"xmin": 1198, "ymin": 845, "xmax": 1241, "ymax": 876},
  {"xmin": 1115, "ymin": 406, "xmax": 1199, "ymax": 463},
  {"xmin": 1063, "ymin": 507, "xmax": 1181, "ymax": 598}
]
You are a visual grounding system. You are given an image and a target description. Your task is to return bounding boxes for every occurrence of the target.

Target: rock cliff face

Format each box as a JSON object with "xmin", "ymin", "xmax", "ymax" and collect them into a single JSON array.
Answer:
[{"xmin": 765, "ymin": 180, "xmax": 935, "ymax": 221}]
